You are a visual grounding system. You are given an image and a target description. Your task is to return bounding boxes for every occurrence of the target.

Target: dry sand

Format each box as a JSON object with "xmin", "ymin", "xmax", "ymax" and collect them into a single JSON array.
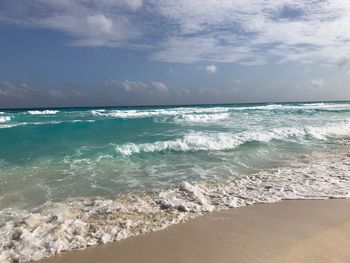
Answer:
[{"xmin": 39, "ymin": 199, "xmax": 350, "ymax": 263}]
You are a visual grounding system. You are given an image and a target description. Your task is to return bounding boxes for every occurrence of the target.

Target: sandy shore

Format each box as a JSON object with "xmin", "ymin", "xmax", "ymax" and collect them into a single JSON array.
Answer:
[{"xmin": 39, "ymin": 199, "xmax": 350, "ymax": 263}]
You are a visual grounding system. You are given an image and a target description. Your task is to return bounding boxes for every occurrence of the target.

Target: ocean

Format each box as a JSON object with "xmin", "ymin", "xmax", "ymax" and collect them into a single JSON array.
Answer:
[{"xmin": 1, "ymin": 101, "xmax": 350, "ymax": 262}]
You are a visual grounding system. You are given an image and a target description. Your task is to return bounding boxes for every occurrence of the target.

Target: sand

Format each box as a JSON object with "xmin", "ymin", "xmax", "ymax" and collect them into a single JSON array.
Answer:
[{"xmin": 39, "ymin": 199, "xmax": 350, "ymax": 263}]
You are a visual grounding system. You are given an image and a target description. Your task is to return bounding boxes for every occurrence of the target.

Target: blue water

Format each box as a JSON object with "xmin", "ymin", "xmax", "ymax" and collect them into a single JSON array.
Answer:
[{"xmin": 1, "ymin": 101, "xmax": 350, "ymax": 209}]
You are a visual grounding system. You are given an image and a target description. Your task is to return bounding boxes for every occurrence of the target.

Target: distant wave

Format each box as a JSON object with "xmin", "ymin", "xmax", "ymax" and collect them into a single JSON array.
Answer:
[
  {"xmin": 174, "ymin": 113, "xmax": 230, "ymax": 122},
  {"xmin": 0, "ymin": 120, "xmax": 95, "ymax": 129},
  {"xmin": 28, "ymin": 110, "xmax": 59, "ymax": 115},
  {"xmin": 90, "ymin": 103, "xmax": 350, "ymax": 121},
  {"xmin": 0, "ymin": 116, "xmax": 10, "ymax": 123},
  {"xmin": 115, "ymin": 122, "xmax": 350, "ymax": 155},
  {"xmin": 240, "ymin": 103, "xmax": 350, "ymax": 111},
  {"xmin": 91, "ymin": 107, "xmax": 230, "ymax": 119}
]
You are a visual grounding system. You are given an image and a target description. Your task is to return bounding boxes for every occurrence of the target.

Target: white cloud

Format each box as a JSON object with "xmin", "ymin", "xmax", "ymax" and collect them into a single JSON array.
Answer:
[
  {"xmin": 0, "ymin": 0, "xmax": 142, "ymax": 47},
  {"xmin": 311, "ymin": 78, "xmax": 325, "ymax": 89},
  {"xmin": 206, "ymin": 65, "xmax": 217, "ymax": 74},
  {"xmin": 106, "ymin": 79, "xmax": 169, "ymax": 93},
  {"xmin": 1, "ymin": 0, "xmax": 350, "ymax": 64},
  {"xmin": 86, "ymin": 14, "xmax": 113, "ymax": 35},
  {"xmin": 150, "ymin": 81, "xmax": 168, "ymax": 92},
  {"xmin": 0, "ymin": 81, "xmax": 36, "ymax": 97},
  {"xmin": 0, "ymin": 81, "xmax": 86, "ymax": 101},
  {"xmin": 150, "ymin": 0, "xmax": 350, "ymax": 64}
]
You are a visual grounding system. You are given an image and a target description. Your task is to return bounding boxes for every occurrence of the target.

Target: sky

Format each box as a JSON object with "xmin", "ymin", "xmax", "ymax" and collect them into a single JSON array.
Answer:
[{"xmin": 0, "ymin": 0, "xmax": 350, "ymax": 108}]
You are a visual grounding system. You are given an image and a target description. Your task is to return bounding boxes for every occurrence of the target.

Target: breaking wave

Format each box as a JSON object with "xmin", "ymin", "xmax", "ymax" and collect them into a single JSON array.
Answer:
[
  {"xmin": 28, "ymin": 110, "xmax": 59, "ymax": 115},
  {"xmin": 91, "ymin": 107, "xmax": 230, "ymax": 119},
  {"xmin": 115, "ymin": 122, "xmax": 350, "ymax": 155},
  {"xmin": 0, "ymin": 120, "xmax": 96, "ymax": 129},
  {"xmin": 0, "ymin": 116, "xmax": 10, "ymax": 123},
  {"xmin": 237, "ymin": 103, "xmax": 350, "ymax": 111},
  {"xmin": 174, "ymin": 113, "xmax": 230, "ymax": 123},
  {"xmin": 91, "ymin": 103, "xmax": 350, "ymax": 120},
  {"xmin": 1, "ymin": 150, "xmax": 349, "ymax": 263}
]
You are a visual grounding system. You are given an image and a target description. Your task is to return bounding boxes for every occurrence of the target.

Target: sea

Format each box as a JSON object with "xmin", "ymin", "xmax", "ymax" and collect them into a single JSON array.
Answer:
[{"xmin": 1, "ymin": 101, "xmax": 350, "ymax": 262}]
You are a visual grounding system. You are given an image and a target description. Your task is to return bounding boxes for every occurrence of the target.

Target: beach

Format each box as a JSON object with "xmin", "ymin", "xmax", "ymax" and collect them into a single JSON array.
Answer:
[{"xmin": 38, "ymin": 199, "xmax": 350, "ymax": 263}]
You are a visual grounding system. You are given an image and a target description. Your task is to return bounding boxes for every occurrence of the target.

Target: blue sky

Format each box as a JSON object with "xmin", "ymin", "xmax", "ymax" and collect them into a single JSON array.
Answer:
[{"xmin": 0, "ymin": 0, "xmax": 350, "ymax": 108}]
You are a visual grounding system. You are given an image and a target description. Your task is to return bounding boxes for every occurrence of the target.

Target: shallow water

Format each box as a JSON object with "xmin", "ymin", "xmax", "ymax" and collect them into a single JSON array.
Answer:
[{"xmin": 1, "ymin": 101, "xmax": 350, "ymax": 262}]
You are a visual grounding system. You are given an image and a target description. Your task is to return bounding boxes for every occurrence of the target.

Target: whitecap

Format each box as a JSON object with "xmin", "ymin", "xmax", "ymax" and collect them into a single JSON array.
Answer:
[
  {"xmin": 28, "ymin": 110, "xmax": 59, "ymax": 115},
  {"xmin": 0, "ymin": 120, "xmax": 95, "ymax": 129},
  {"xmin": 114, "ymin": 122, "xmax": 350, "ymax": 155},
  {"xmin": 174, "ymin": 113, "xmax": 231, "ymax": 123},
  {"xmin": 0, "ymin": 116, "xmax": 10, "ymax": 123},
  {"xmin": 239, "ymin": 103, "xmax": 350, "ymax": 112},
  {"xmin": 91, "ymin": 103, "xmax": 350, "ymax": 121},
  {"xmin": 91, "ymin": 107, "xmax": 230, "ymax": 119}
]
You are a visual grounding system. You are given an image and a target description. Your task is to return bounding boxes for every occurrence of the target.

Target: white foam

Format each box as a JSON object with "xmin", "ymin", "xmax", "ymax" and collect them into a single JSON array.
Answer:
[
  {"xmin": 174, "ymin": 113, "xmax": 230, "ymax": 123},
  {"xmin": 91, "ymin": 107, "xmax": 230, "ymax": 119},
  {"xmin": 0, "ymin": 116, "xmax": 10, "ymax": 123},
  {"xmin": 90, "ymin": 103, "xmax": 350, "ymax": 122},
  {"xmin": 28, "ymin": 110, "xmax": 59, "ymax": 115},
  {"xmin": 115, "ymin": 122, "xmax": 350, "ymax": 155},
  {"xmin": 1, "ymin": 150, "xmax": 350, "ymax": 263},
  {"xmin": 241, "ymin": 104, "xmax": 284, "ymax": 110},
  {"xmin": 240, "ymin": 103, "xmax": 350, "ymax": 111},
  {"xmin": 0, "ymin": 120, "xmax": 96, "ymax": 129}
]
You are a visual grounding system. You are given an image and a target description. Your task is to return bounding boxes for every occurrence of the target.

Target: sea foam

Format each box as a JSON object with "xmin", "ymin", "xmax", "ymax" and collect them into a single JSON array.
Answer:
[
  {"xmin": 174, "ymin": 113, "xmax": 231, "ymax": 122},
  {"xmin": 0, "ymin": 116, "xmax": 10, "ymax": 123},
  {"xmin": 28, "ymin": 110, "xmax": 59, "ymax": 115},
  {"xmin": 89, "ymin": 103, "xmax": 350, "ymax": 124},
  {"xmin": 1, "ymin": 149, "xmax": 350, "ymax": 263},
  {"xmin": 91, "ymin": 107, "xmax": 230, "ymax": 119},
  {"xmin": 238, "ymin": 103, "xmax": 350, "ymax": 111}
]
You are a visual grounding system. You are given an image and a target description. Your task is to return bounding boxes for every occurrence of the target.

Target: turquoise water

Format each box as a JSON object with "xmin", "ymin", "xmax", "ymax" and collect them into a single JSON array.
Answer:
[
  {"xmin": 1, "ymin": 101, "xmax": 350, "ymax": 209},
  {"xmin": 2, "ymin": 101, "xmax": 350, "ymax": 263}
]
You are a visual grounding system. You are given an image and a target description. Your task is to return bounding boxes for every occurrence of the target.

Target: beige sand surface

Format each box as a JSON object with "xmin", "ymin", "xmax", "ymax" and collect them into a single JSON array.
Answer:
[{"xmin": 39, "ymin": 199, "xmax": 350, "ymax": 263}]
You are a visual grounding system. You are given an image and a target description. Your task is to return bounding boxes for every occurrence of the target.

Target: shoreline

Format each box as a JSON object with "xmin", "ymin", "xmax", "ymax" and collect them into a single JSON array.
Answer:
[
  {"xmin": 39, "ymin": 199, "xmax": 350, "ymax": 263},
  {"xmin": 2, "ymin": 147, "xmax": 350, "ymax": 263}
]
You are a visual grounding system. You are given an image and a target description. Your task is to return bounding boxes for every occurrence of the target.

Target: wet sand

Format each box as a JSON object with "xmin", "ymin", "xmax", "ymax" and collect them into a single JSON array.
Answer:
[{"xmin": 39, "ymin": 199, "xmax": 350, "ymax": 263}]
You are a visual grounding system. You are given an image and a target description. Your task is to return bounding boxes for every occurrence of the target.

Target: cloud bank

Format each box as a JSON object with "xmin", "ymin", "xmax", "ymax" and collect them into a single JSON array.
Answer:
[
  {"xmin": 105, "ymin": 80, "xmax": 169, "ymax": 94},
  {"xmin": 0, "ymin": 81, "xmax": 87, "ymax": 108},
  {"xmin": 1, "ymin": 0, "xmax": 350, "ymax": 65}
]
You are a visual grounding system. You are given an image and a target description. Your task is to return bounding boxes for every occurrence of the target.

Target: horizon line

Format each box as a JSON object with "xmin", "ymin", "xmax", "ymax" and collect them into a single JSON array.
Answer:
[{"xmin": 0, "ymin": 99, "xmax": 349, "ymax": 111}]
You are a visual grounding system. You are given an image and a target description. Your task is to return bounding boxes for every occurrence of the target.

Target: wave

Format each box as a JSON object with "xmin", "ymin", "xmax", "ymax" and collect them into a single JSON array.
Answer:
[
  {"xmin": 239, "ymin": 103, "xmax": 350, "ymax": 112},
  {"xmin": 115, "ymin": 122, "xmax": 350, "ymax": 155},
  {"xmin": 0, "ymin": 116, "xmax": 10, "ymax": 123},
  {"xmin": 91, "ymin": 107, "xmax": 230, "ymax": 119},
  {"xmin": 0, "ymin": 124, "xmax": 21, "ymax": 129},
  {"xmin": 174, "ymin": 113, "xmax": 230, "ymax": 123},
  {"xmin": 90, "ymin": 103, "xmax": 350, "ymax": 121},
  {"xmin": 0, "ymin": 120, "xmax": 96, "ymax": 129},
  {"xmin": 1, "ymin": 150, "xmax": 349, "ymax": 263},
  {"xmin": 28, "ymin": 110, "xmax": 59, "ymax": 115}
]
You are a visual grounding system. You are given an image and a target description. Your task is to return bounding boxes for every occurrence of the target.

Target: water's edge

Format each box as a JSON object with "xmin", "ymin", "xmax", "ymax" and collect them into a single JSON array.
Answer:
[{"xmin": 1, "ymin": 149, "xmax": 350, "ymax": 263}]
